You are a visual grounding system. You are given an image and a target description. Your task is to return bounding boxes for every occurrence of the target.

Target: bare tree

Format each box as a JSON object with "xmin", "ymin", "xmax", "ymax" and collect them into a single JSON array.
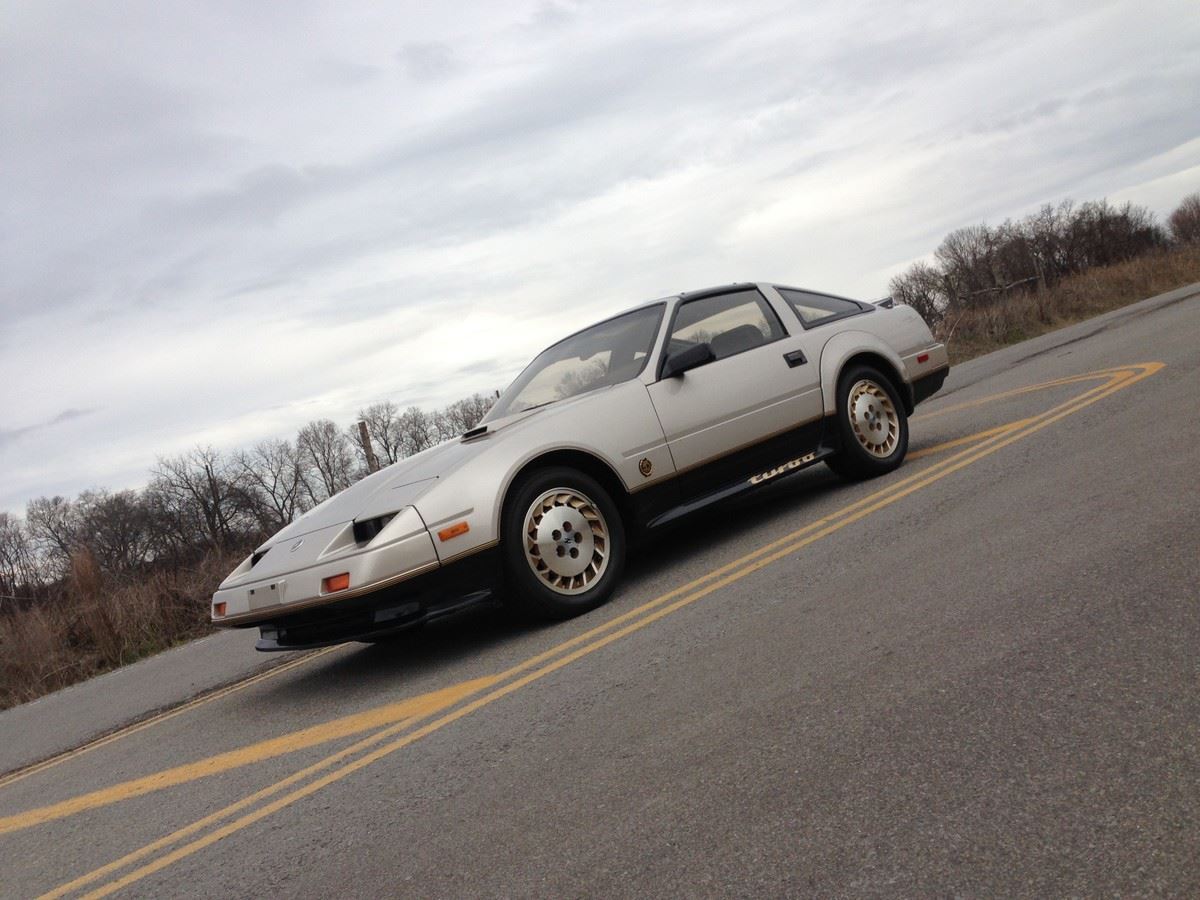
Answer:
[
  {"xmin": 236, "ymin": 439, "xmax": 309, "ymax": 532},
  {"xmin": 934, "ymin": 223, "xmax": 999, "ymax": 307},
  {"xmin": 396, "ymin": 406, "xmax": 439, "ymax": 457},
  {"xmin": 1169, "ymin": 192, "xmax": 1200, "ymax": 244},
  {"xmin": 73, "ymin": 489, "xmax": 155, "ymax": 573},
  {"xmin": 25, "ymin": 495, "xmax": 81, "ymax": 578},
  {"xmin": 149, "ymin": 446, "xmax": 253, "ymax": 555},
  {"xmin": 437, "ymin": 393, "xmax": 495, "ymax": 439},
  {"xmin": 0, "ymin": 512, "xmax": 39, "ymax": 599},
  {"xmin": 888, "ymin": 261, "xmax": 946, "ymax": 325},
  {"xmin": 297, "ymin": 420, "xmax": 356, "ymax": 502},
  {"xmin": 354, "ymin": 401, "xmax": 404, "ymax": 465}
]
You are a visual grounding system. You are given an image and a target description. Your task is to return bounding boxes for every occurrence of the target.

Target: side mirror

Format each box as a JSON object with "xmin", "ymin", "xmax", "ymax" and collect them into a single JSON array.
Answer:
[{"xmin": 662, "ymin": 342, "xmax": 716, "ymax": 378}]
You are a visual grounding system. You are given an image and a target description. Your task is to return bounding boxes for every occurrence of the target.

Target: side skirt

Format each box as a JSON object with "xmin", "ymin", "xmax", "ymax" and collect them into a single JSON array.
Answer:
[{"xmin": 633, "ymin": 418, "xmax": 835, "ymax": 531}]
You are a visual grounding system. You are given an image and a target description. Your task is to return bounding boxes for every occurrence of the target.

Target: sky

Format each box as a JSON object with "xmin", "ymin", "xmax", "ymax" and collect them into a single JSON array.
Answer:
[{"xmin": 2, "ymin": 0, "xmax": 1198, "ymax": 514}]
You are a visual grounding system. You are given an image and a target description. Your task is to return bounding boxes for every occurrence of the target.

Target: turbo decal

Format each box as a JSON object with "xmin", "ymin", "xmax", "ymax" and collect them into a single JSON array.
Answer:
[{"xmin": 749, "ymin": 452, "xmax": 816, "ymax": 485}]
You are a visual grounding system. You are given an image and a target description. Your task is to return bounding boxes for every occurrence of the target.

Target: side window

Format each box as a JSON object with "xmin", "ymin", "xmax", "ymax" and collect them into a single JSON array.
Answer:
[
  {"xmin": 667, "ymin": 289, "xmax": 785, "ymax": 362},
  {"xmin": 778, "ymin": 288, "xmax": 866, "ymax": 327}
]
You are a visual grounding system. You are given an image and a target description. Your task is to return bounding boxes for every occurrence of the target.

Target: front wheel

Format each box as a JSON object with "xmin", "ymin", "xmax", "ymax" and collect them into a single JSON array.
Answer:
[
  {"xmin": 825, "ymin": 365, "xmax": 909, "ymax": 480},
  {"xmin": 501, "ymin": 467, "xmax": 626, "ymax": 620}
]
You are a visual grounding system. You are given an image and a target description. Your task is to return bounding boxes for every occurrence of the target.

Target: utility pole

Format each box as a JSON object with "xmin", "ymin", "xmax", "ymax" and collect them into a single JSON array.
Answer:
[{"xmin": 357, "ymin": 420, "xmax": 381, "ymax": 473}]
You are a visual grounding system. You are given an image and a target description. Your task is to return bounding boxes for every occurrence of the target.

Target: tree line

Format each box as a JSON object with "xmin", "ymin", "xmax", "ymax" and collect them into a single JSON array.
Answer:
[
  {"xmin": 0, "ymin": 392, "xmax": 495, "ymax": 603},
  {"xmin": 889, "ymin": 192, "xmax": 1200, "ymax": 327}
]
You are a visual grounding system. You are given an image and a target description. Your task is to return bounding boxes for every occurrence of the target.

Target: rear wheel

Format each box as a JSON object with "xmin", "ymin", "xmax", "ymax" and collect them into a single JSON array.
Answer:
[
  {"xmin": 501, "ymin": 467, "xmax": 626, "ymax": 620},
  {"xmin": 825, "ymin": 364, "xmax": 909, "ymax": 480}
]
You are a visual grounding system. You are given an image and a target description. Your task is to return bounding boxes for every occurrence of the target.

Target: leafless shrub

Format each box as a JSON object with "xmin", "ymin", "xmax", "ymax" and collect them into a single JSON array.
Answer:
[{"xmin": 1169, "ymin": 192, "xmax": 1200, "ymax": 244}]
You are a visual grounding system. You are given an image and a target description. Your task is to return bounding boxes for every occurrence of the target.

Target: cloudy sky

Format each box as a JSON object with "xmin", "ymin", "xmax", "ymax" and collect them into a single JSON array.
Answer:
[{"xmin": 2, "ymin": 0, "xmax": 1198, "ymax": 513}]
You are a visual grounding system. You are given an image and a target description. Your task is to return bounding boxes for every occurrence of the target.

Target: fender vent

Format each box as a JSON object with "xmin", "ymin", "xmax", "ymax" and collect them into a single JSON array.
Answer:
[{"xmin": 461, "ymin": 425, "xmax": 488, "ymax": 441}]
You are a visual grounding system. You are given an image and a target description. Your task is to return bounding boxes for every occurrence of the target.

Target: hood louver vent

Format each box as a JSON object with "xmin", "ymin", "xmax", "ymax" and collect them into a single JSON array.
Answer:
[
  {"xmin": 461, "ymin": 425, "xmax": 489, "ymax": 441},
  {"xmin": 353, "ymin": 513, "xmax": 396, "ymax": 546}
]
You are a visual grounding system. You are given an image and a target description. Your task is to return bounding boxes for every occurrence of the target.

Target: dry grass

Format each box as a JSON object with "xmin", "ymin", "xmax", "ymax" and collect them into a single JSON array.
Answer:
[
  {"xmin": 938, "ymin": 244, "xmax": 1200, "ymax": 363},
  {"xmin": 0, "ymin": 551, "xmax": 238, "ymax": 710}
]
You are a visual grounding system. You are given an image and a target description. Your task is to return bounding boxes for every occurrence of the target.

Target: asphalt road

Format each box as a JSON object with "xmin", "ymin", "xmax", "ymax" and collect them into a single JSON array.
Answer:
[{"xmin": 2, "ymin": 285, "xmax": 1198, "ymax": 898}]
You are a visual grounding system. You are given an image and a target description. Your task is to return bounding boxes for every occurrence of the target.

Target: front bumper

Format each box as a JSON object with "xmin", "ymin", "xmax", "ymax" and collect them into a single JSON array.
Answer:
[
  {"xmin": 211, "ymin": 507, "xmax": 438, "ymax": 627},
  {"xmin": 251, "ymin": 547, "xmax": 501, "ymax": 650}
]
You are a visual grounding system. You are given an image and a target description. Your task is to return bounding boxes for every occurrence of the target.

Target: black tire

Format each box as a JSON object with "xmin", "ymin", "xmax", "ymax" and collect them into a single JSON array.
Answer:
[
  {"xmin": 825, "ymin": 364, "xmax": 909, "ymax": 480},
  {"xmin": 501, "ymin": 466, "xmax": 626, "ymax": 621}
]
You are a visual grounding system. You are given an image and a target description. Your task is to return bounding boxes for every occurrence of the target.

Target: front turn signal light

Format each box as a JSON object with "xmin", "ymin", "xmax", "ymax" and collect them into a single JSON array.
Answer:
[
  {"xmin": 438, "ymin": 521, "xmax": 470, "ymax": 541},
  {"xmin": 322, "ymin": 573, "xmax": 351, "ymax": 593},
  {"xmin": 213, "ymin": 602, "xmax": 227, "ymax": 617}
]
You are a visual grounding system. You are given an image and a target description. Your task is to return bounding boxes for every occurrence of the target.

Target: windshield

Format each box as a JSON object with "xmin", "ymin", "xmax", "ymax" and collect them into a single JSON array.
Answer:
[{"xmin": 485, "ymin": 304, "xmax": 665, "ymax": 421}]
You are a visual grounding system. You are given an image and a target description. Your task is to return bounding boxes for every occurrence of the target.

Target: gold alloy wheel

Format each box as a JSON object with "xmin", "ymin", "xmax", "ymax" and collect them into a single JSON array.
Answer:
[
  {"xmin": 847, "ymin": 378, "xmax": 900, "ymax": 458},
  {"xmin": 522, "ymin": 488, "xmax": 610, "ymax": 595}
]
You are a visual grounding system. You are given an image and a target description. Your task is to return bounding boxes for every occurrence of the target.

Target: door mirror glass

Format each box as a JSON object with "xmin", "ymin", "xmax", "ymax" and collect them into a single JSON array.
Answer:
[{"xmin": 662, "ymin": 342, "xmax": 716, "ymax": 378}]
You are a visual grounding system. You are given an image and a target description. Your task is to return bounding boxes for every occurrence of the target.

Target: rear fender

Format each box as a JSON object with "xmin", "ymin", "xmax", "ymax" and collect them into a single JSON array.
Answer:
[{"xmin": 818, "ymin": 331, "xmax": 909, "ymax": 416}]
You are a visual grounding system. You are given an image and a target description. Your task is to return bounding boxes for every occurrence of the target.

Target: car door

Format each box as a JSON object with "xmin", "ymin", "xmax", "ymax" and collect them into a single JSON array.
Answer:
[{"xmin": 646, "ymin": 287, "xmax": 824, "ymax": 476}]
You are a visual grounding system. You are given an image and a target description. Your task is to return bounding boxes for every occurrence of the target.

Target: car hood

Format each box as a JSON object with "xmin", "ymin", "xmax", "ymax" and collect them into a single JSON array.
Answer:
[{"xmin": 259, "ymin": 403, "xmax": 559, "ymax": 550}]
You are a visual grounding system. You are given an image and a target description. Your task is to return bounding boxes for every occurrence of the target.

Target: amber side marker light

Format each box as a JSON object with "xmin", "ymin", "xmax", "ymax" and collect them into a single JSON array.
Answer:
[
  {"xmin": 213, "ymin": 602, "xmax": 227, "ymax": 617},
  {"xmin": 438, "ymin": 521, "xmax": 470, "ymax": 542},
  {"xmin": 322, "ymin": 573, "xmax": 351, "ymax": 593}
]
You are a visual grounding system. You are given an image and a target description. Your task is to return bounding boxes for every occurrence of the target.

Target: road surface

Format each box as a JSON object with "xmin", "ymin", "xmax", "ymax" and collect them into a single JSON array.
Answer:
[{"xmin": 1, "ymin": 284, "xmax": 1198, "ymax": 898}]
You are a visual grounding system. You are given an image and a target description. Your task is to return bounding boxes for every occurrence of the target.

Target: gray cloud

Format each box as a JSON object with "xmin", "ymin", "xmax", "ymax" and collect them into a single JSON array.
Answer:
[{"xmin": 0, "ymin": 408, "xmax": 98, "ymax": 449}]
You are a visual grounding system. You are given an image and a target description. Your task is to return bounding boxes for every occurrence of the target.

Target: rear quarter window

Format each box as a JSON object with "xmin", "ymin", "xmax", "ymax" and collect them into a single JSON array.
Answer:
[{"xmin": 778, "ymin": 289, "xmax": 868, "ymax": 327}]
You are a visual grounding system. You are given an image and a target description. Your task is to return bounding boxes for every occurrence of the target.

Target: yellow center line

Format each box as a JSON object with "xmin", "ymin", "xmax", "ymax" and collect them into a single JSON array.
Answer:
[
  {"xmin": 38, "ymin": 362, "xmax": 1162, "ymax": 900},
  {"xmin": 907, "ymin": 418, "xmax": 1035, "ymax": 460},
  {"xmin": 911, "ymin": 369, "xmax": 1119, "ymax": 421},
  {"xmin": 0, "ymin": 675, "xmax": 499, "ymax": 835},
  {"xmin": 0, "ymin": 643, "xmax": 347, "ymax": 792}
]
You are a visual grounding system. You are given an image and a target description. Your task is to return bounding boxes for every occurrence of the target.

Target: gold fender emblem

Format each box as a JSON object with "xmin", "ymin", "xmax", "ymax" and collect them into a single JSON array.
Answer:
[
  {"xmin": 638, "ymin": 457, "xmax": 653, "ymax": 477},
  {"xmin": 749, "ymin": 452, "xmax": 816, "ymax": 485}
]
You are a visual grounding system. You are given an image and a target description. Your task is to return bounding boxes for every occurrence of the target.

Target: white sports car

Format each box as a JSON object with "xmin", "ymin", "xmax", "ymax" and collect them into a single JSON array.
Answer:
[{"xmin": 213, "ymin": 283, "xmax": 948, "ymax": 650}]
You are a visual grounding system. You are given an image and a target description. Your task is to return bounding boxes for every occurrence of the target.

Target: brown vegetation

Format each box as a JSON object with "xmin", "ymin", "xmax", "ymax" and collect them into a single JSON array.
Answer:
[
  {"xmin": 2, "ymin": 192, "xmax": 1198, "ymax": 711},
  {"xmin": 937, "ymin": 242, "xmax": 1200, "ymax": 363},
  {"xmin": 0, "ymin": 550, "xmax": 237, "ymax": 709}
]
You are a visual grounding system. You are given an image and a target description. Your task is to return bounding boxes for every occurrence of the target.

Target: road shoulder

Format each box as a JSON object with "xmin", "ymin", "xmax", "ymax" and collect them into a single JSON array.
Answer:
[{"xmin": 0, "ymin": 627, "xmax": 280, "ymax": 775}]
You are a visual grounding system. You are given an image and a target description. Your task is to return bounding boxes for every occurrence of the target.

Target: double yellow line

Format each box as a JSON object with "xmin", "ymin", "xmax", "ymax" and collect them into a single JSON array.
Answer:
[
  {"xmin": 16, "ymin": 362, "xmax": 1162, "ymax": 899},
  {"xmin": 0, "ymin": 646, "xmax": 344, "ymax": 792}
]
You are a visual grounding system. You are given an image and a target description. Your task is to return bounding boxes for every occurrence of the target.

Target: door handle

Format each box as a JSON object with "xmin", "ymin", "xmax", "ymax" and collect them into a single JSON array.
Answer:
[{"xmin": 783, "ymin": 349, "xmax": 807, "ymax": 367}]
